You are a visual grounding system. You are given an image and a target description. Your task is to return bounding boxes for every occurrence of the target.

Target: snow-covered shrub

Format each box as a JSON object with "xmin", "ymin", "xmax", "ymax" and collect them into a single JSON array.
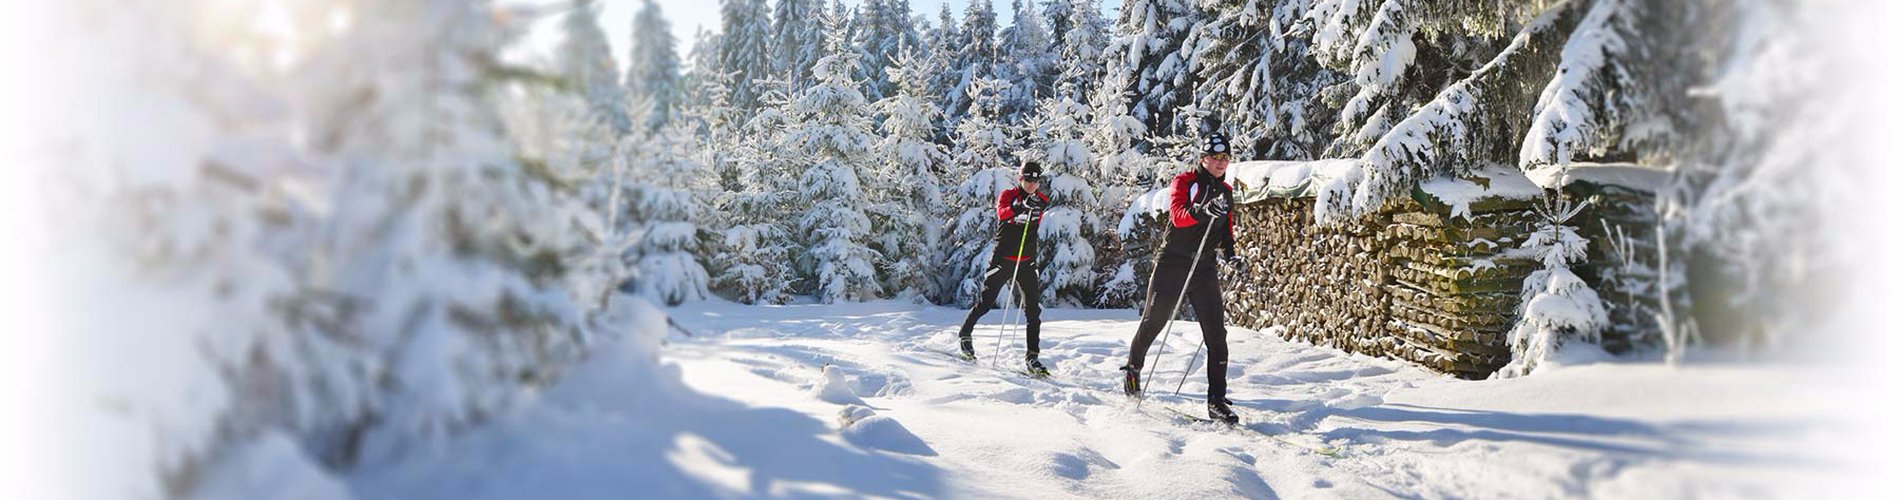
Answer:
[{"xmin": 1497, "ymin": 197, "xmax": 1608, "ymax": 377}]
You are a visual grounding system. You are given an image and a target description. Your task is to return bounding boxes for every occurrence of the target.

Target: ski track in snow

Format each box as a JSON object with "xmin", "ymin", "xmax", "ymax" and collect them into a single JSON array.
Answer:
[{"xmin": 348, "ymin": 300, "xmax": 1865, "ymax": 499}]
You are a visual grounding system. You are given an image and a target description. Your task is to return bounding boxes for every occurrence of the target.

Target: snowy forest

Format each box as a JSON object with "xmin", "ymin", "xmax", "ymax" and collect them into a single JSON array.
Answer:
[{"xmin": 4, "ymin": 0, "xmax": 1896, "ymax": 498}]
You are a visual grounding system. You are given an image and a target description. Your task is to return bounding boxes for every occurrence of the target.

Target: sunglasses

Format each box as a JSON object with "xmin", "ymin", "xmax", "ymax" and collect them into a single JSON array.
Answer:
[
  {"xmin": 1021, "ymin": 176, "xmax": 1045, "ymax": 182},
  {"xmin": 1206, "ymin": 153, "xmax": 1231, "ymax": 161}
]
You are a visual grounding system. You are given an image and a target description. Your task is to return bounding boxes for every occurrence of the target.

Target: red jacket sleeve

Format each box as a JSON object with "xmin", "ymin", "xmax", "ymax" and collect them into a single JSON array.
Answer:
[
  {"xmin": 1168, "ymin": 172, "xmax": 1199, "ymax": 228},
  {"xmin": 997, "ymin": 188, "xmax": 1017, "ymax": 221}
]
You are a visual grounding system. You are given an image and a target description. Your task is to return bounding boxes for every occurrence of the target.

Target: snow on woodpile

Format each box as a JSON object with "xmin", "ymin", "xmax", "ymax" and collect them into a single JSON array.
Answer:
[{"xmin": 1227, "ymin": 162, "xmax": 1588, "ymax": 378}]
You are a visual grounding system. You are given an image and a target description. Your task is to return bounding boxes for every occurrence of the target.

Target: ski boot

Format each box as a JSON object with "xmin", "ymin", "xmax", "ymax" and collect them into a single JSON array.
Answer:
[
  {"xmin": 1119, "ymin": 365, "xmax": 1142, "ymax": 397},
  {"xmin": 1208, "ymin": 398, "xmax": 1239, "ymax": 425},
  {"xmin": 1024, "ymin": 355, "xmax": 1050, "ymax": 378},
  {"xmin": 957, "ymin": 336, "xmax": 977, "ymax": 362}
]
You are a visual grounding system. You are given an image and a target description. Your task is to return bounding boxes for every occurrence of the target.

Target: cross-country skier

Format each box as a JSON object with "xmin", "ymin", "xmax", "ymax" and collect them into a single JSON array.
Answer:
[
  {"xmin": 955, "ymin": 160, "xmax": 1054, "ymax": 377},
  {"xmin": 1119, "ymin": 131, "xmax": 1243, "ymax": 424}
]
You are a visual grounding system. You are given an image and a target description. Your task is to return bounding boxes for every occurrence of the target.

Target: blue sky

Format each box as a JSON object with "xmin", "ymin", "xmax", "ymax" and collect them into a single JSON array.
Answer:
[{"xmin": 521, "ymin": 0, "xmax": 1122, "ymax": 74}]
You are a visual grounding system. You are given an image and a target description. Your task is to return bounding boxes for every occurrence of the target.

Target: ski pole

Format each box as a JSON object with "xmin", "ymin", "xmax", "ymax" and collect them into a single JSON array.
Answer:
[
  {"xmin": 1140, "ymin": 193, "xmax": 1219, "ymax": 406},
  {"xmin": 992, "ymin": 203, "xmax": 1037, "ymax": 367},
  {"xmin": 1173, "ymin": 341, "xmax": 1202, "ymax": 396},
  {"xmin": 1175, "ymin": 259, "xmax": 1241, "ymax": 395}
]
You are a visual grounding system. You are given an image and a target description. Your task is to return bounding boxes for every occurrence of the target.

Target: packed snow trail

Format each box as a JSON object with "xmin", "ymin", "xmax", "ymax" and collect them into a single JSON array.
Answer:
[{"xmin": 346, "ymin": 300, "xmax": 1866, "ymax": 499}]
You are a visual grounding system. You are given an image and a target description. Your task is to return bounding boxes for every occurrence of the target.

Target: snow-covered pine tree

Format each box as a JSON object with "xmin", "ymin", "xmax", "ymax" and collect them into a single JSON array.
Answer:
[
  {"xmin": 771, "ymin": 0, "xmax": 825, "ymax": 90},
  {"xmin": 889, "ymin": 0, "xmax": 928, "ymax": 62},
  {"xmin": 1087, "ymin": 69, "xmax": 1156, "ymax": 308},
  {"xmin": 1339, "ymin": 1, "xmax": 1585, "ymax": 220},
  {"xmin": 1026, "ymin": 68, "xmax": 1102, "ymax": 306},
  {"xmin": 1664, "ymin": 0, "xmax": 1848, "ymax": 352},
  {"xmin": 941, "ymin": 76, "xmax": 1018, "ymax": 305},
  {"xmin": 509, "ymin": 57, "xmax": 640, "ymax": 314},
  {"xmin": 926, "ymin": 3, "xmax": 965, "ymax": 133},
  {"xmin": 292, "ymin": 0, "xmax": 606, "ymax": 465},
  {"xmin": 630, "ymin": 123, "xmax": 713, "ymax": 305},
  {"xmin": 1518, "ymin": 0, "xmax": 1705, "ymax": 176},
  {"xmin": 1044, "ymin": 0, "xmax": 1111, "ymax": 100},
  {"xmin": 1258, "ymin": 0, "xmax": 1349, "ymax": 159},
  {"xmin": 871, "ymin": 46, "xmax": 950, "ymax": 301},
  {"xmin": 680, "ymin": 28, "xmax": 723, "ymax": 122},
  {"xmin": 1305, "ymin": 0, "xmax": 1561, "ymax": 157},
  {"xmin": 1189, "ymin": 0, "xmax": 1280, "ymax": 157},
  {"xmin": 689, "ymin": 69, "xmax": 747, "ymax": 194},
  {"xmin": 717, "ymin": 0, "xmax": 773, "ymax": 113},
  {"xmin": 712, "ymin": 76, "xmax": 801, "ymax": 303},
  {"xmin": 1104, "ymin": 0, "xmax": 1203, "ymax": 138},
  {"xmin": 943, "ymin": 0, "xmax": 1003, "ymax": 129},
  {"xmin": 559, "ymin": 0, "xmax": 630, "ymax": 134},
  {"xmin": 997, "ymin": 0, "xmax": 1054, "ymax": 125},
  {"xmin": 627, "ymin": 0, "xmax": 683, "ymax": 131},
  {"xmin": 1496, "ymin": 196, "xmax": 1608, "ymax": 377},
  {"xmin": 788, "ymin": 11, "xmax": 886, "ymax": 303}
]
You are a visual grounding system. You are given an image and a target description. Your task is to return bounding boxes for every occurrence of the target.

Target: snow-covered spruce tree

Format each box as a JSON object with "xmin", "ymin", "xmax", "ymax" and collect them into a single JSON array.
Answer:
[
  {"xmin": 680, "ymin": 28, "xmax": 723, "ymax": 119},
  {"xmin": 628, "ymin": 123, "xmax": 713, "ymax": 306},
  {"xmin": 1518, "ymin": 0, "xmax": 1707, "ymax": 176},
  {"xmin": 1662, "ymin": 0, "xmax": 1851, "ymax": 352},
  {"xmin": 717, "ymin": 0, "xmax": 774, "ymax": 113},
  {"xmin": 1086, "ymin": 69, "xmax": 1156, "ymax": 308},
  {"xmin": 1188, "ymin": 0, "xmax": 1269, "ymax": 156},
  {"xmin": 942, "ymin": 0, "xmax": 1003, "ymax": 128},
  {"xmin": 627, "ymin": 0, "xmax": 683, "ymax": 130},
  {"xmin": 926, "ymin": 3, "xmax": 966, "ymax": 131},
  {"xmin": 941, "ymin": 76, "xmax": 1018, "ymax": 305},
  {"xmin": 711, "ymin": 76, "xmax": 801, "ymax": 303},
  {"xmin": 871, "ymin": 47, "xmax": 950, "ymax": 301},
  {"xmin": 853, "ymin": 0, "xmax": 921, "ymax": 102},
  {"xmin": 1496, "ymin": 197, "xmax": 1608, "ymax": 377},
  {"xmin": 771, "ymin": 0, "xmax": 825, "ymax": 90},
  {"xmin": 688, "ymin": 70, "xmax": 748, "ymax": 195},
  {"xmin": 1338, "ymin": 1, "xmax": 1585, "ymax": 220},
  {"xmin": 34, "ymin": 3, "xmax": 326, "ymax": 493},
  {"xmin": 560, "ymin": 0, "xmax": 630, "ymax": 134},
  {"xmin": 788, "ymin": 12, "xmax": 886, "ymax": 303},
  {"xmin": 1043, "ymin": 0, "xmax": 1112, "ymax": 100},
  {"xmin": 1258, "ymin": 0, "xmax": 1350, "ymax": 159},
  {"xmin": 290, "ymin": 0, "xmax": 623, "ymax": 465},
  {"xmin": 1104, "ymin": 0, "xmax": 1204, "ymax": 137},
  {"xmin": 1026, "ymin": 72, "xmax": 1102, "ymax": 306},
  {"xmin": 997, "ymin": 0, "xmax": 1055, "ymax": 125},
  {"xmin": 1306, "ymin": 0, "xmax": 1562, "ymax": 157},
  {"xmin": 505, "ymin": 63, "xmax": 642, "ymax": 314}
]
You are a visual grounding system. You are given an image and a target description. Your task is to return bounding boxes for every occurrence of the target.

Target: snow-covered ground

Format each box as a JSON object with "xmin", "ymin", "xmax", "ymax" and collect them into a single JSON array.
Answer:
[{"xmin": 330, "ymin": 300, "xmax": 1873, "ymax": 499}]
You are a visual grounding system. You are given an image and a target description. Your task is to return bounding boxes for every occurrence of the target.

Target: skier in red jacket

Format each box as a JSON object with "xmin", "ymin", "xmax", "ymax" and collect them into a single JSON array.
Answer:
[
  {"xmin": 956, "ymin": 161, "xmax": 1053, "ymax": 376},
  {"xmin": 1120, "ymin": 132, "xmax": 1242, "ymax": 424}
]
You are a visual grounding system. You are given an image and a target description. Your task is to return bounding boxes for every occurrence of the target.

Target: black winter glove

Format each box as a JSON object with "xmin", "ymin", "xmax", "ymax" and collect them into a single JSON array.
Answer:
[
  {"xmin": 1024, "ymin": 194, "xmax": 1051, "ymax": 211},
  {"xmin": 1009, "ymin": 196, "xmax": 1037, "ymax": 216},
  {"xmin": 1194, "ymin": 196, "xmax": 1230, "ymax": 222}
]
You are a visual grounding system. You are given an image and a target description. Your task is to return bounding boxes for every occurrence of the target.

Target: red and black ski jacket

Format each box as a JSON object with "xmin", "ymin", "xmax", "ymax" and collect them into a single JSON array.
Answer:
[
  {"xmin": 1161, "ymin": 167, "xmax": 1235, "ymax": 265},
  {"xmin": 993, "ymin": 187, "xmax": 1051, "ymax": 263}
]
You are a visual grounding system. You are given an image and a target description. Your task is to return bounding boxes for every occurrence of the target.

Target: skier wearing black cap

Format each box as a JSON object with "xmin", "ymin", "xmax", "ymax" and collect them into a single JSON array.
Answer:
[
  {"xmin": 955, "ymin": 161, "xmax": 1054, "ymax": 376},
  {"xmin": 1120, "ymin": 131, "xmax": 1243, "ymax": 424}
]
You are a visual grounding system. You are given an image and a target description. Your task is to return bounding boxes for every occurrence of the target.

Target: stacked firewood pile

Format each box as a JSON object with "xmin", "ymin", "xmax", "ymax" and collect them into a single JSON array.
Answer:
[
  {"xmin": 1556, "ymin": 166, "xmax": 1671, "ymax": 354},
  {"xmin": 1380, "ymin": 195, "xmax": 1540, "ymax": 378},
  {"xmin": 1225, "ymin": 197, "xmax": 1391, "ymax": 358},
  {"xmin": 1226, "ymin": 180, "xmax": 1546, "ymax": 379}
]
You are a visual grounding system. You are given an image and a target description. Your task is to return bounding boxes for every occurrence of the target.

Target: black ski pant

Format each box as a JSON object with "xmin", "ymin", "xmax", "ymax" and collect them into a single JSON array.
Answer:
[
  {"xmin": 1126, "ymin": 254, "xmax": 1229, "ymax": 401},
  {"xmin": 956, "ymin": 259, "xmax": 1043, "ymax": 359}
]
